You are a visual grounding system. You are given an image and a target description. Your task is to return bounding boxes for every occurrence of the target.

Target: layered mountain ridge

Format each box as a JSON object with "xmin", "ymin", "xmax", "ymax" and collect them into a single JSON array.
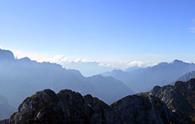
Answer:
[
  {"xmin": 1, "ymin": 79, "xmax": 194, "ymax": 124},
  {"xmin": 0, "ymin": 48, "xmax": 132, "ymax": 108},
  {"xmin": 0, "ymin": 48, "xmax": 195, "ymax": 123},
  {"xmin": 178, "ymin": 71, "xmax": 195, "ymax": 82},
  {"xmin": 0, "ymin": 90, "xmax": 185, "ymax": 124},
  {"xmin": 104, "ymin": 59, "xmax": 195, "ymax": 92}
]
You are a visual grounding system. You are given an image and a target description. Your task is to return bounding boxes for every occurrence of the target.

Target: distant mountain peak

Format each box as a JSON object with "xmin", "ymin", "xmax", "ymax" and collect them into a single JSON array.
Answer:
[
  {"xmin": 105, "ymin": 58, "xmax": 195, "ymax": 92},
  {"xmin": 0, "ymin": 49, "xmax": 15, "ymax": 61},
  {"xmin": 172, "ymin": 59, "xmax": 185, "ymax": 64},
  {"xmin": 19, "ymin": 57, "xmax": 31, "ymax": 61}
]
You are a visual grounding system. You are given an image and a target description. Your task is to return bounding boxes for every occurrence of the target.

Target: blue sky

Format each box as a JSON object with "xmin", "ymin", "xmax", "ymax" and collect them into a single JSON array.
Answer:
[{"xmin": 0, "ymin": 0, "xmax": 195, "ymax": 67}]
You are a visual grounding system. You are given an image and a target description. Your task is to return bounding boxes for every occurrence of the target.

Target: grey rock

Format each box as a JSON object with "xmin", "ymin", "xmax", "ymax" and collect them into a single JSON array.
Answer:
[
  {"xmin": 151, "ymin": 79, "xmax": 195, "ymax": 123},
  {"xmin": 2, "ymin": 88, "xmax": 188, "ymax": 124},
  {"xmin": 111, "ymin": 94, "xmax": 180, "ymax": 124}
]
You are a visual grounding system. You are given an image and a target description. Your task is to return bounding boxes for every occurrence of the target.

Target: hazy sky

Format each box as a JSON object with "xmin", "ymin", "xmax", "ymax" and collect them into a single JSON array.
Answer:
[{"xmin": 0, "ymin": 0, "xmax": 195, "ymax": 67}]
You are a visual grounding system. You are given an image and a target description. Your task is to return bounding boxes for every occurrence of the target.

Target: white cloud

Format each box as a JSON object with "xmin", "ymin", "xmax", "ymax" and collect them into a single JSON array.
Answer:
[
  {"xmin": 13, "ymin": 49, "xmax": 52, "ymax": 62},
  {"xmin": 98, "ymin": 60, "xmax": 149, "ymax": 69},
  {"xmin": 13, "ymin": 50, "xmax": 89, "ymax": 65},
  {"xmin": 7, "ymin": 48, "xmax": 151, "ymax": 69}
]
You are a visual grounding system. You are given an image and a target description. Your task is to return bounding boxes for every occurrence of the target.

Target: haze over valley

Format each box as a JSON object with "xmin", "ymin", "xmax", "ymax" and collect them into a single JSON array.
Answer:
[
  {"xmin": 0, "ymin": 48, "xmax": 195, "ymax": 122},
  {"xmin": 1, "ymin": 0, "xmax": 195, "ymax": 123}
]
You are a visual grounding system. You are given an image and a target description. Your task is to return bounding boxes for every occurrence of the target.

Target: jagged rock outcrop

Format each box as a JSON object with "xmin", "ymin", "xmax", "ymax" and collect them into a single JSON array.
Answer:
[
  {"xmin": 111, "ymin": 94, "xmax": 183, "ymax": 124},
  {"xmin": 151, "ymin": 79, "xmax": 195, "ymax": 123},
  {"xmin": 2, "ymin": 89, "xmax": 122, "ymax": 124},
  {"xmin": 151, "ymin": 85, "xmax": 193, "ymax": 116},
  {"xmin": 175, "ymin": 79, "xmax": 195, "ymax": 109},
  {"xmin": 0, "ymin": 89, "xmax": 188, "ymax": 124}
]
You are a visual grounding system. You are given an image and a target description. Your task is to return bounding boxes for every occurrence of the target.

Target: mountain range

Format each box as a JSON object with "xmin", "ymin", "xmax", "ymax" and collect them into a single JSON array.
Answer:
[
  {"xmin": 104, "ymin": 60, "xmax": 195, "ymax": 92},
  {"xmin": 1, "ymin": 48, "xmax": 195, "ymax": 121},
  {"xmin": 177, "ymin": 71, "xmax": 195, "ymax": 82},
  {"xmin": 1, "ymin": 78, "xmax": 194, "ymax": 124},
  {"xmin": 0, "ymin": 49, "xmax": 132, "ymax": 110}
]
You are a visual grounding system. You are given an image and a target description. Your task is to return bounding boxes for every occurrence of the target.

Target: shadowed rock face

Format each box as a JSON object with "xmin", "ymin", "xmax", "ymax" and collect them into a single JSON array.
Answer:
[
  {"xmin": 152, "ymin": 85, "xmax": 193, "ymax": 115},
  {"xmin": 175, "ymin": 79, "xmax": 195, "ymax": 109},
  {"xmin": 151, "ymin": 79, "xmax": 195, "ymax": 123},
  {"xmin": 2, "ymin": 89, "xmax": 122, "ymax": 124},
  {"xmin": 111, "ymin": 94, "xmax": 184, "ymax": 124},
  {"xmin": 0, "ymin": 89, "xmax": 189, "ymax": 124}
]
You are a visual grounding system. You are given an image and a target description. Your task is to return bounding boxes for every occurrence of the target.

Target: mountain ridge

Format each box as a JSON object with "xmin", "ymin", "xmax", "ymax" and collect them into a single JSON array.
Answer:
[
  {"xmin": 1, "ymin": 85, "xmax": 191, "ymax": 124},
  {"xmin": 0, "ymin": 48, "xmax": 132, "ymax": 108},
  {"xmin": 103, "ymin": 59, "xmax": 195, "ymax": 92}
]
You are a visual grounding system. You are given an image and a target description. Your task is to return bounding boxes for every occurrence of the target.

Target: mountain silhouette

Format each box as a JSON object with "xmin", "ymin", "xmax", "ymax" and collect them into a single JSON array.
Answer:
[
  {"xmin": 1, "ymin": 88, "xmax": 190, "ymax": 124},
  {"xmin": 177, "ymin": 71, "xmax": 195, "ymax": 82},
  {"xmin": 104, "ymin": 60, "xmax": 195, "ymax": 92},
  {"xmin": 0, "ymin": 49, "xmax": 132, "ymax": 108}
]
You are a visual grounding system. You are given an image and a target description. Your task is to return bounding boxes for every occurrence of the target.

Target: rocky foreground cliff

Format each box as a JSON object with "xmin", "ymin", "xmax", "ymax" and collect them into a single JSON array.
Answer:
[
  {"xmin": 151, "ymin": 78, "xmax": 195, "ymax": 123},
  {"xmin": 0, "ymin": 79, "xmax": 195, "ymax": 124}
]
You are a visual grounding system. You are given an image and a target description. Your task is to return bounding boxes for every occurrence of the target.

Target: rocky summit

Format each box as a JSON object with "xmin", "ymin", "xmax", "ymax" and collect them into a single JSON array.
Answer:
[
  {"xmin": 151, "ymin": 78, "xmax": 195, "ymax": 123},
  {"xmin": 1, "ymin": 85, "xmax": 193, "ymax": 124}
]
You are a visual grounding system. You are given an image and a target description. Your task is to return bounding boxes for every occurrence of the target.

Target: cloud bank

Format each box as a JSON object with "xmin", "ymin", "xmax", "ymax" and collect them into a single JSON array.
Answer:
[{"xmin": 4, "ymin": 49, "xmax": 153, "ymax": 76}]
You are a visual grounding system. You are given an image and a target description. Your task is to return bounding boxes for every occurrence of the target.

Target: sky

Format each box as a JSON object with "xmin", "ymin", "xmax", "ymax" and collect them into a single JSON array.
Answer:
[{"xmin": 0, "ymin": 0, "xmax": 195, "ymax": 73}]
